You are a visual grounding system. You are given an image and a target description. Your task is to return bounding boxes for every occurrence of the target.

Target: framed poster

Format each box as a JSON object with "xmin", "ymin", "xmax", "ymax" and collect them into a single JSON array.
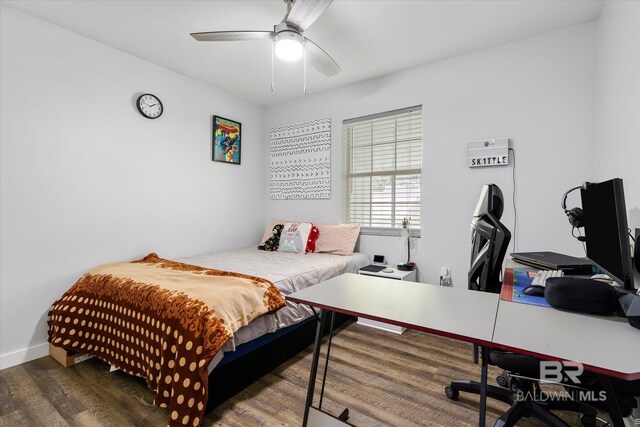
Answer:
[{"xmin": 213, "ymin": 116, "xmax": 241, "ymax": 165}]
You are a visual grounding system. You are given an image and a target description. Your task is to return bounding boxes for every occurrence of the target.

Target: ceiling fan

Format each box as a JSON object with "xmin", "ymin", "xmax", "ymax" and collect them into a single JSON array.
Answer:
[{"xmin": 190, "ymin": 0, "xmax": 341, "ymax": 83}]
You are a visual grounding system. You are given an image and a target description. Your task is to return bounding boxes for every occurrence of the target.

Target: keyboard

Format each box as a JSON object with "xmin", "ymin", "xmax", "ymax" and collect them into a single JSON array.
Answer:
[{"xmin": 531, "ymin": 269, "xmax": 564, "ymax": 287}]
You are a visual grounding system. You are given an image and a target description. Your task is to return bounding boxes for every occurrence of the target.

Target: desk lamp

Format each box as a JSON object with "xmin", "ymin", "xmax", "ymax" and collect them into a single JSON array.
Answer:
[{"xmin": 398, "ymin": 217, "xmax": 416, "ymax": 271}]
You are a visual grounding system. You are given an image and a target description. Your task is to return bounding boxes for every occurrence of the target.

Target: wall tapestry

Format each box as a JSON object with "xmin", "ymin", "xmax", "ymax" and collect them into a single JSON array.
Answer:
[{"xmin": 269, "ymin": 118, "xmax": 331, "ymax": 200}]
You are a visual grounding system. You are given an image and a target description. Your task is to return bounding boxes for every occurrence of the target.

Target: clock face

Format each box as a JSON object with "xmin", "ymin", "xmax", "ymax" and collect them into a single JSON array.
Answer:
[{"xmin": 136, "ymin": 93, "xmax": 163, "ymax": 119}]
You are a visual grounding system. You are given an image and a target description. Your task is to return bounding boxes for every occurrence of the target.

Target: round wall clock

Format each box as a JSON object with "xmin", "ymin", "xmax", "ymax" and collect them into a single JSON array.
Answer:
[{"xmin": 136, "ymin": 93, "xmax": 163, "ymax": 119}]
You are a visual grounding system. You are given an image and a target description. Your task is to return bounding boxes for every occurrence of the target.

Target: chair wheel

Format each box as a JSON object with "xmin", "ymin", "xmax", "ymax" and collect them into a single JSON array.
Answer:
[
  {"xmin": 496, "ymin": 375, "xmax": 509, "ymax": 388},
  {"xmin": 445, "ymin": 386, "xmax": 459, "ymax": 400},
  {"xmin": 579, "ymin": 414, "xmax": 596, "ymax": 427}
]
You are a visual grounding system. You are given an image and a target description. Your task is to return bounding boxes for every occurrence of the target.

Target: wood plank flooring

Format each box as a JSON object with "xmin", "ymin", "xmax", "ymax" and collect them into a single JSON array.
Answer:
[{"xmin": 0, "ymin": 321, "xmax": 603, "ymax": 426}]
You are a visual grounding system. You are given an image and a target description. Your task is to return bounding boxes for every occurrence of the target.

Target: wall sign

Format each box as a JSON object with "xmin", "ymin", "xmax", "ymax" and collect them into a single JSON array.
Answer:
[
  {"xmin": 467, "ymin": 138, "xmax": 510, "ymax": 168},
  {"xmin": 269, "ymin": 118, "xmax": 331, "ymax": 200}
]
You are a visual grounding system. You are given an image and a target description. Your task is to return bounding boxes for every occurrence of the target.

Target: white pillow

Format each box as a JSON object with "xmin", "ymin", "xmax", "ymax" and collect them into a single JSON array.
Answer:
[
  {"xmin": 260, "ymin": 218, "xmax": 292, "ymax": 244},
  {"xmin": 279, "ymin": 222, "xmax": 314, "ymax": 254}
]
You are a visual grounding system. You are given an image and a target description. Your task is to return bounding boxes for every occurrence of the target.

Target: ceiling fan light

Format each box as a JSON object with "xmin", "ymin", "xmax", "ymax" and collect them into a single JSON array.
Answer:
[{"xmin": 275, "ymin": 31, "xmax": 303, "ymax": 61}]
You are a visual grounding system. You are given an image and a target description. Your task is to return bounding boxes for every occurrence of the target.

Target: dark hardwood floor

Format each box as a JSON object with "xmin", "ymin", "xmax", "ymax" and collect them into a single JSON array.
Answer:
[{"xmin": 1, "ymin": 321, "xmax": 603, "ymax": 426}]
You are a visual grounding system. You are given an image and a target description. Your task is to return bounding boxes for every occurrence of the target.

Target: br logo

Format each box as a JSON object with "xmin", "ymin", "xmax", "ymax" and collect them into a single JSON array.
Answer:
[{"xmin": 540, "ymin": 361, "xmax": 584, "ymax": 384}]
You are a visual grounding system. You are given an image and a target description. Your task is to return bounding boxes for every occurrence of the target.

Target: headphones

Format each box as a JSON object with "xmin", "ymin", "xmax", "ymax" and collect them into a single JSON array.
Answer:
[
  {"xmin": 561, "ymin": 184, "xmax": 590, "ymax": 243},
  {"xmin": 561, "ymin": 185, "xmax": 585, "ymax": 228}
]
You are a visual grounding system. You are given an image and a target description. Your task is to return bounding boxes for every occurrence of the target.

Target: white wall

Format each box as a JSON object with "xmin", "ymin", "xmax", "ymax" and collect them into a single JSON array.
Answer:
[
  {"xmin": 594, "ymin": 1, "xmax": 640, "ymax": 231},
  {"xmin": 0, "ymin": 7, "xmax": 265, "ymax": 368},
  {"xmin": 265, "ymin": 23, "xmax": 597, "ymax": 288}
]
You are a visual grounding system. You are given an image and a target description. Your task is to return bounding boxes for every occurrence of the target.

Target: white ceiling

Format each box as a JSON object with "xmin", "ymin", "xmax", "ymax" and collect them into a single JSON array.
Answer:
[{"xmin": 3, "ymin": 0, "xmax": 603, "ymax": 106}]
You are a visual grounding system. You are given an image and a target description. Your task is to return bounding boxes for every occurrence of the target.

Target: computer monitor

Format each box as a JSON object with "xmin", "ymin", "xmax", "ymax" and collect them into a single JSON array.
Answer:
[
  {"xmin": 581, "ymin": 178, "xmax": 635, "ymax": 291},
  {"xmin": 469, "ymin": 184, "xmax": 511, "ymax": 293}
]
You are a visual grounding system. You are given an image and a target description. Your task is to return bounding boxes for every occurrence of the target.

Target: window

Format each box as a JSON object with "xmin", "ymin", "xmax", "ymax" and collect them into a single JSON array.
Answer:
[{"xmin": 344, "ymin": 106, "xmax": 422, "ymax": 236}]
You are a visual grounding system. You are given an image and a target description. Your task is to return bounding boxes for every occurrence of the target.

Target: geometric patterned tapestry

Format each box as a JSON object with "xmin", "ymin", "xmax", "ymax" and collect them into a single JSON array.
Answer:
[{"xmin": 269, "ymin": 118, "xmax": 331, "ymax": 200}]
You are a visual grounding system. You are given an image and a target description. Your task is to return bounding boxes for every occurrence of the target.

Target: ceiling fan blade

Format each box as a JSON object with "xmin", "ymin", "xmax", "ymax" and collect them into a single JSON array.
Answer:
[
  {"xmin": 191, "ymin": 31, "xmax": 274, "ymax": 42},
  {"xmin": 304, "ymin": 37, "xmax": 341, "ymax": 77},
  {"xmin": 286, "ymin": 0, "xmax": 333, "ymax": 31}
]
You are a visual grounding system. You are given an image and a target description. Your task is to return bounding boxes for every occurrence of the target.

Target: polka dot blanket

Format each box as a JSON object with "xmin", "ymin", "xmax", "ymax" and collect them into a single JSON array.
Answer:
[{"xmin": 47, "ymin": 253, "xmax": 285, "ymax": 427}]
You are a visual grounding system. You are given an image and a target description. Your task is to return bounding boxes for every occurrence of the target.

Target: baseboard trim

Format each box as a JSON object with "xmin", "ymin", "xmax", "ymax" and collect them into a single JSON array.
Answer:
[{"xmin": 0, "ymin": 342, "xmax": 49, "ymax": 370}]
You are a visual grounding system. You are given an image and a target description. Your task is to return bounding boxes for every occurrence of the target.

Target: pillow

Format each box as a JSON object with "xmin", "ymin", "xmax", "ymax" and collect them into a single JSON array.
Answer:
[
  {"xmin": 279, "ymin": 222, "xmax": 316, "ymax": 254},
  {"xmin": 258, "ymin": 224, "xmax": 284, "ymax": 252},
  {"xmin": 306, "ymin": 225, "xmax": 320, "ymax": 253},
  {"xmin": 314, "ymin": 223, "xmax": 361, "ymax": 255},
  {"xmin": 260, "ymin": 218, "xmax": 291, "ymax": 244}
]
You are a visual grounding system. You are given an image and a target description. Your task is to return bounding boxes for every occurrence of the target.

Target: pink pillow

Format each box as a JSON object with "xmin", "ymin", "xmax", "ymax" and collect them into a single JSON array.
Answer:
[{"xmin": 315, "ymin": 223, "xmax": 361, "ymax": 255}]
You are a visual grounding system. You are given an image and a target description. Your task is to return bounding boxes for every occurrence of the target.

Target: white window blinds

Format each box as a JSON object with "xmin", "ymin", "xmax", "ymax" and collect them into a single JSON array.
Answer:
[{"xmin": 344, "ymin": 106, "xmax": 422, "ymax": 236}]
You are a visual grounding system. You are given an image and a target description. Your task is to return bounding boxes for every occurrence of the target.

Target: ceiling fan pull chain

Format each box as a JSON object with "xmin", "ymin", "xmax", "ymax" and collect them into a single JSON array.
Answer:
[{"xmin": 271, "ymin": 39, "xmax": 275, "ymax": 92}]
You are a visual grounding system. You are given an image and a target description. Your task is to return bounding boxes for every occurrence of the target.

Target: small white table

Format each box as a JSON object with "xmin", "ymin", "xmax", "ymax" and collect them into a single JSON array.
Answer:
[
  {"xmin": 357, "ymin": 267, "xmax": 417, "ymax": 334},
  {"xmin": 358, "ymin": 267, "xmax": 417, "ymax": 281},
  {"xmin": 287, "ymin": 273, "xmax": 500, "ymax": 427}
]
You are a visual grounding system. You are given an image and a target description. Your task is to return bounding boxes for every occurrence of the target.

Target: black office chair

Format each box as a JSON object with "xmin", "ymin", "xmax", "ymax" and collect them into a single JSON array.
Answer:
[
  {"xmin": 444, "ymin": 184, "xmax": 598, "ymax": 427},
  {"xmin": 564, "ymin": 375, "xmax": 640, "ymax": 424},
  {"xmin": 446, "ymin": 352, "xmax": 599, "ymax": 427}
]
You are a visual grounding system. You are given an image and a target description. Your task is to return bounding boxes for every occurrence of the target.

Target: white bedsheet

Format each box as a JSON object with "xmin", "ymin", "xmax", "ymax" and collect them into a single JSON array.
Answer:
[{"xmin": 177, "ymin": 247, "xmax": 370, "ymax": 371}]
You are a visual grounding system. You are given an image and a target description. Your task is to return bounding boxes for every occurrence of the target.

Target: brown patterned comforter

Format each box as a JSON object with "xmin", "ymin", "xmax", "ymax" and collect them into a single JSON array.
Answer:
[{"xmin": 47, "ymin": 253, "xmax": 286, "ymax": 427}]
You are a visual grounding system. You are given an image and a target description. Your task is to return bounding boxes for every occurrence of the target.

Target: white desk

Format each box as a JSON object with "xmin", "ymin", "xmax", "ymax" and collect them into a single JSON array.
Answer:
[
  {"xmin": 493, "ymin": 300, "xmax": 640, "ymax": 381},
  {"xmin": 493, "ymin": 297, "xmax": 640, "ymax": 427},
  {"xmin": 288, "ymin": 273, "xmax": 499, "ymax": 345},
  {"xmin": 290, "ymin": 271, "xmax": 640, "ymax": 427},
  {"xmin": 287, "ymin": 273, "xmax": 500, "ymax": 427}
]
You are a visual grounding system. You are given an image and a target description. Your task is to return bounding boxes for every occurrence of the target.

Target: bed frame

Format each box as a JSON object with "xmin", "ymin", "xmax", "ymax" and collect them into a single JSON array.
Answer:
[{"xmin": 205, "ymin": 312, "xmax": 353, "ymax": 410}]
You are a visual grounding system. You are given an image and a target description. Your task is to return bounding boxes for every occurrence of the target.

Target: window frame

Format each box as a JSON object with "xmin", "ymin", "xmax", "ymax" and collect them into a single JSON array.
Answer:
[{"xmin": 343, "ymin": 106, "xmax": 422, "ymax": 237}]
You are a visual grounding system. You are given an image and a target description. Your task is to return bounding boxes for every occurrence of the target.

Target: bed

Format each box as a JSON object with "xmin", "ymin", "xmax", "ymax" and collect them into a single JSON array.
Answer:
[
  {"xmin": 48, "ymin": 245, "xmax": 369, "ymax": 426},
  {"xmin": 178, "ymin": 247, "xmax": 369, "ymax": 372},
  {"xmin": 182, "ymin": 247, "xmax": 369, "ymax": 410}
]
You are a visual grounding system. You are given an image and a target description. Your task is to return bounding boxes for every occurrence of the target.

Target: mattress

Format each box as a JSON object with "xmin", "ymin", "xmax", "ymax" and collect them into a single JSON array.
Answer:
[{"xmin": 177, "ymin": 247, "xmax": 370, "ymax": 371}]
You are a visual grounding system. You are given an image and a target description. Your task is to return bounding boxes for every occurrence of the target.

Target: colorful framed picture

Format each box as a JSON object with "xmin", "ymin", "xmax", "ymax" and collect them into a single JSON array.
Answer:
[{"xmin": 212, "ymin": 116, "xmax": 241, "ymax": 165}]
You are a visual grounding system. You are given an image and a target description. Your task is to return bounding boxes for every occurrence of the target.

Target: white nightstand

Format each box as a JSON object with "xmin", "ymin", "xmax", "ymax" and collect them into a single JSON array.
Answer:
[{"xmin": 357, "ymin": 267, "xmax": 417, "ymax": 334}]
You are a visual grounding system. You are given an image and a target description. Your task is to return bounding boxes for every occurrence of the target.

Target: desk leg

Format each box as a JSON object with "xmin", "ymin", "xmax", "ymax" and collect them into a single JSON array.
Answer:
[
  {"xmin": 479, "ymin": 346, "xmax": 488, "ymax": 427},
  {"xmin": 303, "ymin": 308, "xmax": 328, "ymax": 427},
  {"xmin": 597, "ymin": 374, "xmax": 625, "ymax": 427},
  {"xmin": 318, "ymin": 310, "xmax": 336, "ymax": 410}
]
